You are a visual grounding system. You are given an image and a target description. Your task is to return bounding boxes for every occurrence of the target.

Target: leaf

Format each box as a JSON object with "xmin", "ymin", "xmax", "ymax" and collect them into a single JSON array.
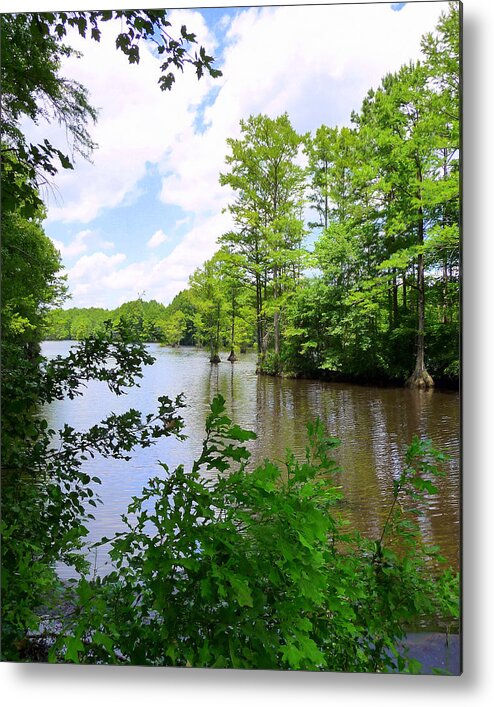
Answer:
[
  {"xmin": 92, "ymin": 631, "xmax": 114, "ymax": 653},
  {"xmin": 229, "ymin": 576, "xmax": 253, "ymax": 607},
  {"xmin": 64, "ymin": 635, "xmax": 84, "ymax": 663},
  {"xmin": 281, "ymin": 643, "xmax": 303, "ymax": 669},
  {"xmin": 210, "ymin": 394, "xmax": 226, "ymax": 416},
  {"xmin": 226, "ymin": 425, "xmax": 257, "ymax": 442}
]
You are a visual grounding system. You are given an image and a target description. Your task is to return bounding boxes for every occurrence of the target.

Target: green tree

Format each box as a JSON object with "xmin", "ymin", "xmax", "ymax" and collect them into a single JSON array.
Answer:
[
  {"xmin": 1, "ymin": 206, "xmax": 67, "ymax": 356},
  {"xmin": 220, "ymin": 113, "xmax": 307, "ymax": 370},
  {"xmin": 285, "ymin": 3, "xmax": 460, "ymax": 385},
  {"xmin": 112, "ymin": 298, "xmax": 168, "ymax": 341},
  {"xmin": 215, "ymin": 247, "xmax": 255, "ymax": 360},
  {"xmin": 157, "ymin": 310, "xmax": 187, "ymax": 347},
  {"xmin": 163, "ymin": 288, "xmax": 199, "ymax": 346},
  {"xmin": 189, "ymin": 255, "xmax": 226, "ymax": 362},
  {"xmin": 1, "ymin": 323, "xmax": 186, "ymax": 661}
]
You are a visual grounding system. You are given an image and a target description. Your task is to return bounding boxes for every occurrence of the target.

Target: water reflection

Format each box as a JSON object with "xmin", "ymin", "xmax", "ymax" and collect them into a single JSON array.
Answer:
[{"xmin": 41, "ymin": 342, "xmax": 460, "ymax": 576}]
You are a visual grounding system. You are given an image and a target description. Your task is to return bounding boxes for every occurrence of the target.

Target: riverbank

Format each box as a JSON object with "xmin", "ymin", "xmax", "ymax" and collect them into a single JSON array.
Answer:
[{"xmin": 257, "ymin": 363, "xmax": 459, "ymax": 391}]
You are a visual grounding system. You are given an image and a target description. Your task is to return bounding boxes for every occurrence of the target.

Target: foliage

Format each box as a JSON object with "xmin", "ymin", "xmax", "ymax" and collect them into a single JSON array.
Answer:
[
  {"xmin": 188, "ymin": 254, "xmax": 226, "ymax": 359},
  {"xmin": 1, "ymin": 9, "xmax": 221, "ymax": 217},
  {"xmin": 188, "ymin": 249, "xmax": 255, "ymax": 359},
  {"xmin": 46, "ymin": 395, "xmax": 458, "ymax": 671},
  {"xmin": 0, "ymin": 322, "xmax": 186, "ymax": 661},
  {"xmin": 44, "ymin": 299, "xmax": 175, "ymax": 343},
  {"xmin": 157, "ymin": 310, "xmax": 187, "ymax": 347},
  {"xmin": 112, "ymin": 298, "xmax": 169, "ymax": 342},
  {"xmin": 1, "ymin": 208, "xmax": 67, "ymax": 349},
  {"xmin": 220, "ymin": 113, "xmax": 307, "ymax": 363},
  {"xmin": 283, "ymin": 3, "xmax": 460, "ymax": 385},
  {"xmin": 163, "ymin": 288, "xmax": 199, "ymax": 346}
]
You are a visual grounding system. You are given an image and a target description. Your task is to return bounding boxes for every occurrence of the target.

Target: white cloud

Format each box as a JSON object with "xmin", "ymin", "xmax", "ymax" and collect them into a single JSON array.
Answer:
[
  {"xmin": 51, "ymin": 229, "xmax": 93, "ymax": 259},
  {"xmin": 23, "ymin": 1, "xmax": 447, "ymax": 309},
  {"xmin": 147, "ymin": 229, "xmax": 169, "ymax": 249},
  {"xmin": 157, "ymin": 2, "xmax": 445, "ymax": 221},
  {"xmin": 63, "ymin": 208, "xmax": 232, "ymax": 309},
  {"xmin": 99, "ymin": 239, "xmax": 115, "ymax": 251},
  {"xmin": 28, "ymin": 12, "xmax": 219, "ymax": 225},
  {"xmin": 67, "ymin": 251, "xmax": 127, "ymax": 304},
  {"xmin": 50, "ymin": 229, "xmax": 114, "ymax": 260}
]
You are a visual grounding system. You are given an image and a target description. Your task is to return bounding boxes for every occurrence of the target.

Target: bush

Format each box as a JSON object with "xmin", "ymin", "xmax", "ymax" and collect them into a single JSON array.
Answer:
[
  {"xmin": 49, "ymin": 396, "xmax": 459, "ymax": 672},
  {"xmin": 0, "ymin": 322, "xmax": 185, "ymax": 661}
]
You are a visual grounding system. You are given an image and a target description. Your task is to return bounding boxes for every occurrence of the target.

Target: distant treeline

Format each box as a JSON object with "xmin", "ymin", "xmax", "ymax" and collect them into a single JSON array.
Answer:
[
  {"xmin": 43, "ymin": 293, "xmax": 201, "ymax": 347},
  {"xmin": 43, "ymin": 287, "xmax": 257, "ymax": 353}
]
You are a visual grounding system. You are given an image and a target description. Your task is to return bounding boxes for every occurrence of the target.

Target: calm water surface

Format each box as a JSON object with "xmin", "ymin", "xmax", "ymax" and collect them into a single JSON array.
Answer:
[{"xmin": 41, "ymin": 342, "xmax": 460, "ymax": 577}]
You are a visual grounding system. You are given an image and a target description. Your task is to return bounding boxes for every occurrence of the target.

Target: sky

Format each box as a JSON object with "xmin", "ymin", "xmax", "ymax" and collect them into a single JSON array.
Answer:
[{"xmin": 20, "ymin": 1, "xmax": 450, "ymax": 310}]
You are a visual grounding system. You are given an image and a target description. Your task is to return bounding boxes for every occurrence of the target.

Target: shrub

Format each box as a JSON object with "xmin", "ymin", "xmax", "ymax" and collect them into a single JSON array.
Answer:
[
  {"xmin": 50, "ymin": 396, "xmax": 459, "ymax": 672},
  {"xmin": 0, "ymin": 322, "xmax": 185, "ymax": 661}
]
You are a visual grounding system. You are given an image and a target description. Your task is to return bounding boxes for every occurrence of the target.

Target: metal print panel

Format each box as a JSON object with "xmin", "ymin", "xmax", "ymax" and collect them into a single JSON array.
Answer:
[{"xmin": 1, "ymin": 1, "xmax": 461, "ymax": 674}]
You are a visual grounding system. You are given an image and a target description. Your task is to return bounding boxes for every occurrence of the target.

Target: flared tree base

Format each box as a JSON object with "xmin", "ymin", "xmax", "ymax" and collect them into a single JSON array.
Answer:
[{"xmin": 406, "ymin": 367, "xmax": 434, "ymax": 389}]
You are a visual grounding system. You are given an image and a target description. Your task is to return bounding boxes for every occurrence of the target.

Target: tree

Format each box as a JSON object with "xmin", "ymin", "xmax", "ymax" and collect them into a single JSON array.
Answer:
[
  {"xmin": 1, "ymin": 205, "xmax": 67, "ymax": 356},
  {"xmin": 285, "ymin": 3, "xmax": 460, "ymax": 386},
  {"xmin": 214, "ymin": 247, "xmax": 255, "ymax": 360},
  {"xmin": 1, "ymin": 322, "xmax": 186, "ymax": 661},
  {"xmin": 1, "ymin": 9, "xmax": 221, "ymax": 217},
  {"xmin": 189, "ymin": 255, "xmax": 226, "ymax": 363},
  {"xmin": 157, "ymin": 310, "xmax": 187, "ymax": 347},
  {"xmin": 220, "ymin": 114, "xmax": 307, "ymax": 370},
  {"xmin": 163, "ymin": 288, "xmax": 199, "ymax": 346},
  {"xmin": 420, "ymin": 1, "xmax": 460, "ymax": 377},
  {"xmin": 111, "ymin": 298, "xmax": 167, "ymax": 341}
]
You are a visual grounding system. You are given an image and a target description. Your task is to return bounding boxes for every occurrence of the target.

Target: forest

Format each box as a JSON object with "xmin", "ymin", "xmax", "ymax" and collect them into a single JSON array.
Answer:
[
  {"xmin": 1, "ymin": 5, "xmax": 460, "ymax": 670},
  {"xmin": 44, "ymin": 5, "xmax": 459, "ymax": 387}
]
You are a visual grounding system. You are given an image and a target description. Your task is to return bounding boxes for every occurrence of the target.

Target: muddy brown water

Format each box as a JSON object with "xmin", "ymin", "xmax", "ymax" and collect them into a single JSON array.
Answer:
[{"xmin": 41, "ymin": 342, "xmax": 460, "ymax": 578}]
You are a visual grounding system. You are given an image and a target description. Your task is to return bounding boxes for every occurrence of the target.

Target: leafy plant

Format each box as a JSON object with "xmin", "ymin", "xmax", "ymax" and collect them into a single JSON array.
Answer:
[
  {"xmin": 48, "ymin": 396, "xmax": 459, "ymax": 672},
  {"xmin": 0, "ymin": 321, "xmax": 186, "ymax": 661}
]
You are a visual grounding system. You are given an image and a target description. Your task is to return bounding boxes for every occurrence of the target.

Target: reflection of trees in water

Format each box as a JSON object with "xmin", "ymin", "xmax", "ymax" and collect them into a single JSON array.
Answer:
[
  {"xmin": 253, "ymin": 376, "xmax": 312, "ymax": 467},
  {"xmin": 251, "ymin": 379, "xmax": 460, "ymax": 568},
  {"xmin": 42, "ymin": 343, "xmax": 460, "ymax": 570}
]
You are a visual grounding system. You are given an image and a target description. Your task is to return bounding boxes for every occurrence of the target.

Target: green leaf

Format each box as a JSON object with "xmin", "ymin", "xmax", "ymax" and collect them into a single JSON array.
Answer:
[
  {"xmin": 229, "ymin": 576, "xmax": 253, "ymax": 607},
  {"xmin": 64, "ymin": 635, "xmax": 84, "ymax": 663}
]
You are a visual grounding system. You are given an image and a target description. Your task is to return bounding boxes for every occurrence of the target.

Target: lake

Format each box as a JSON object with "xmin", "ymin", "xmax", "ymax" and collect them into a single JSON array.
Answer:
[{"xmin": 41, "ymin": 341, "xmax": 460, "ymax": 578}]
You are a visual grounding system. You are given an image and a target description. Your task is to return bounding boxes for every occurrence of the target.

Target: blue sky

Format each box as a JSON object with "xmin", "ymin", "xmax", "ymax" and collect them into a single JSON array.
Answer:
[{"xmin": 20, "ymin": 1, "xmax": 449, "ymax": 309}]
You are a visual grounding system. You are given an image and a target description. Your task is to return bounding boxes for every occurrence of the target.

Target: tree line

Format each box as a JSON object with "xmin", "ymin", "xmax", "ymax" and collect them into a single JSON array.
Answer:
[
  {"xmin": 46, "ymin": 3, "xmax": 460, "ymax": 387},
  {"xmin": 212, "ymin": 3, "xmax": 459, "ymax": 387}
]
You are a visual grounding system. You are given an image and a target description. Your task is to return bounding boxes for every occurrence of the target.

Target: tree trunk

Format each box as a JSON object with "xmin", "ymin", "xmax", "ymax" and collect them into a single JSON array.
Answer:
[
  {"xmin": 228, "ymin": 289, "xmax": 237, "ymax": 362},
  {"xmin": 210, "ymin": 302, "xmax": 221, "ymax": 363},
  {"xmin": 273, "ymin": 310, "xmax": 280, "ymax": 356},
  {"xmin": 256, "ymin": 275, "xmax": 263, "ymax": 354},
  {"xmin": 273, "ymin": 265, "xmax": 280, "ymax": 357},
  {"xmin": 442, "ymin": 258, "xmax": 449, "ymax": 324},
  {"xmin": 406, "ymin": 207, "xmax": 433, "ymax": 388},
  {"xmin": 392, "ymin": 271, "xmax": 399, "ymax": 327},
  {"xmin": 324, "ymin": 161, "xmax": 329, "ymax": 230}
]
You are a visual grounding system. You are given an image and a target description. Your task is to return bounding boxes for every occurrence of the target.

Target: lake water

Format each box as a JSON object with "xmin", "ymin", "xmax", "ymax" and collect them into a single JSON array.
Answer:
[{"xmin": 41, "ymin": 341, "xmax": 460, "ymax": 578}]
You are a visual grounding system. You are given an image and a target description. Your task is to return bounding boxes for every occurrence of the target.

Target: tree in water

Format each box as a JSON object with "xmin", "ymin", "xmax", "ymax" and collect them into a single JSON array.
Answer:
[{"xmin": 220, "ymin": 113, "xmax": 307, "ymax": 371}]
